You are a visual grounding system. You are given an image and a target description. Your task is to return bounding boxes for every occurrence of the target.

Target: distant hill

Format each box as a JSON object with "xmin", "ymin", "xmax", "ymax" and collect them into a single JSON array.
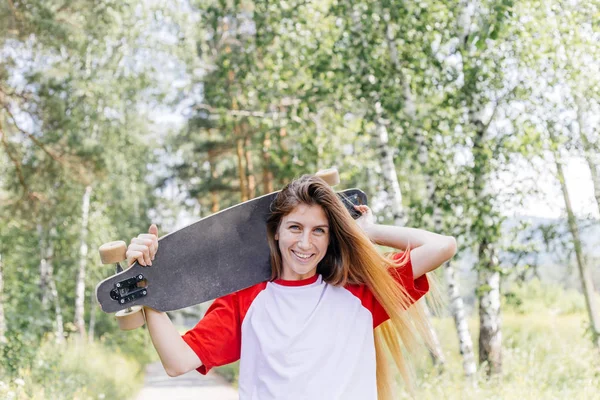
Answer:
[{"xmin": 453, "ymin": 215, "xmax": 600, "ymax": 311}]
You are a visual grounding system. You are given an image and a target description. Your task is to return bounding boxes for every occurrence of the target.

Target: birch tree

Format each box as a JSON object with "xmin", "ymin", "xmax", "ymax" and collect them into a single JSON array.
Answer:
[
  {"xmin": 575, "ymin": 99, "xmax": 600, "ymax": 212},
  {"xmin": 439, "ymin": 0, "xmax": 525, "ymax": 376},
  {"xmin": 74, "ymin": 185, "xmax": 92, "ymax": 340},
  {"xmin": 549, "ymin": 127, "xmax": 600, "ymax": 348},
  {"xmin": 517, "ymin": 0, "xmax": 600, "ymax": 349},
  {"xmin": 0, "ymin": 253, "xmax": 6, "ymax": 345}
]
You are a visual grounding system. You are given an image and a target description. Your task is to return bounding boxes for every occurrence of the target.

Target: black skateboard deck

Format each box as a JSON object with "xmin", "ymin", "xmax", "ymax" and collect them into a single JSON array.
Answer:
[{"xmin": 95, "ymin": 189, "xmax": 368, "ymax": 313}]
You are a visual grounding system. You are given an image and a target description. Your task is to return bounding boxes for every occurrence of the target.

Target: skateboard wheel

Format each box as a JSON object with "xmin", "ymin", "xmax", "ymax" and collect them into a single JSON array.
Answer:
[
  {"xmin": 99, "ymin": 241, "xmax": 127, "ymax": 264},
  {"xmin": 115, "ymin": 306, "xmax": 145, "ymax": 330},
  {"xmin": 315, "ymin": 167, "xmax": 340, "ymax": 187}
]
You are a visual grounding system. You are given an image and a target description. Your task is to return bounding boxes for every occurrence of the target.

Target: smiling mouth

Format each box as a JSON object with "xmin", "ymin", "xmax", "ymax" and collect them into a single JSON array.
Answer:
[{"xmin": 291, "ymin": 250, "xmax": 315, "ymax": 261}]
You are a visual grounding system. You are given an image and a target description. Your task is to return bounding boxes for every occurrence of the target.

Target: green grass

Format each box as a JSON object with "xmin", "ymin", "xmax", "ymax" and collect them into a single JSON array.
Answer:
[
  {"xmin": 0, "ymin": 339, "xmax": 146, "ymax": 400},
  {"xmin": 403, "ymin": 312, "xmax": 599, "ymax": 399}
]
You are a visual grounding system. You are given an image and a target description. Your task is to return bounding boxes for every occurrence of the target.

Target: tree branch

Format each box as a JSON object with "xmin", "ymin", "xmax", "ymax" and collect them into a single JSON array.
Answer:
[
  {"xmin": 0, "ymin": 86, "xmax": 33, "ymax": 102},
  {"xmin": 7, "ymin": 0, "xmax": 22, "ymax": 23},
  {"xmin": 0, "ymin": 124, "xmax": 28, "ymax": 194},
  {"xmin": 2, "ymin": 105, "xmax": 63, "ymax": 163},
  {"xmin": 195, "ymin": 97, "xmax": 300, "ymax": 119}
]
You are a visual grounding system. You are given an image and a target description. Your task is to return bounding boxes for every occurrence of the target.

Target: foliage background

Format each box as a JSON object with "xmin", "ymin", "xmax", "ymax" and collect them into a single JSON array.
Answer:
[{"xmin": 0, "ymin": 0, "xmax": 599, "ymax": 398}]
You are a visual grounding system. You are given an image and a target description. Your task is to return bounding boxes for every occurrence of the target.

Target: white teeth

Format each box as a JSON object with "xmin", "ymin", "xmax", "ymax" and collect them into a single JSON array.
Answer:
[{"xmin": 293, "ymin": 251, "xmax": 312, "ymax": 259}]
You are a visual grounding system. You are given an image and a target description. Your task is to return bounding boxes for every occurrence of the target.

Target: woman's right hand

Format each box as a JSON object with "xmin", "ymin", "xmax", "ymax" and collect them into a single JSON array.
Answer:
[{"xmin": 126, "ymin": 224, "xmax": 159, "ymax": 267}]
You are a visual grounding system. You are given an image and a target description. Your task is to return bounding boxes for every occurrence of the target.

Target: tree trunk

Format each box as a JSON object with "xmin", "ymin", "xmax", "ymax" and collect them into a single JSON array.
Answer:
[
  {"xmin": 445, "ymin": 260, "xmax": 477, "ymax": 377},
  {"xmin": 224, "ymin": 16, "xmax": 248, "ymax": 203},
  {"xmin": 88, "ymin": 289, "xmax": 96, "ymax": 343},
  {"xmin": 245, "ymin": 135, "xmax": 256, "ymax": 199},
  {"xmin": 383, "ymin": 20, "xmax": 448, "ymax": 367},
  {"xmin": 432, "ymin": 196, "xmax": 476, "ymax": 377},
  {"xmin": 74, "ymin": 185, "xmax": 92, "ymax": 340},
  {"xmin": 262, "ymin": 131, "xmax": 274, "ymax": 194},
  {"xmin": 49, "ymin": 265, "xmax": 65, "ymax": 344},
  {"xmin": 0, "ymin": 253, "xmax": 6, "ymax": 344},
  {"xmin": 575, "ymin": 96, "xmax": 600, "ymax": 213},
  {"xmin": 551, "ymin": 132, "xmax": 600, "ymax": 348},
  {"xmin": 477, "ymin": 242, "xmax": 502, "ymax": 376},
  {"xmin": 372, "ymin": 115, "xmax": 405, "ymax": 226},
  {"xmin": 420, "ymin": 298, "xmax": 446, "ymax": 370},
  {"xmin": 38, "ymin": 224, "xmax": 64, "ymax": 343},
  {"xmin": 38, "ymin": 223, "xmax": 51, "ymax": 308},
  {"xmin": 236, "ymin": 135, "xmax": 249, "ymax": 202},
  {"xmin": 207, "ymin": 149, "xmax": 220, "ymax": 213},
  {"xmin": 417, "ymin": 113, "xmax": 476, "ymax": 375},
  {"xmin": 471, "ymin": 113, "xmax": 503, "ymax": 376}
]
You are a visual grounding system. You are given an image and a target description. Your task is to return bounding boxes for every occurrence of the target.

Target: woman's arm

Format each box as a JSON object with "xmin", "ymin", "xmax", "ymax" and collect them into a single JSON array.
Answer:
[
  {"xmin": 127, "ymin": 224, "xmax": 202, "ymax": 376},
  {"xmin": 355, "ymin": 206, "xmax": 457, "ymax": 278},
  {"xmin": 144, "ymin": 308, "xmax": 202, "ymax": 377}
]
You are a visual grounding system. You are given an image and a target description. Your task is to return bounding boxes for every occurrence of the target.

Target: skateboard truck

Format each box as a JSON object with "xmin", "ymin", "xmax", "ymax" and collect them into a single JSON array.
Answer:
[
  {"xmin": 110, "ymin": 274, "xmax": 148, "ymax": 305},
  {"xmin": 99, "ymin": 241, "xmax": 147, "ymax": 330}
]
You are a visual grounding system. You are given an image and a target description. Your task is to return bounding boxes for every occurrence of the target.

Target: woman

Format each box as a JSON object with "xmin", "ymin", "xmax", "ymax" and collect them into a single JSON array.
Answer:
[{"xmin": 127, "ymin": 175, "xmax": 456, "ymax": 399}]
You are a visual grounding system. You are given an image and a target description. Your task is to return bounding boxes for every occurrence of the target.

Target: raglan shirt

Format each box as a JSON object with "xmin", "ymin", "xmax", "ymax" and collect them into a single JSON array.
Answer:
[{"xmin": 182, "ymin": 252, "xmax": 428, "ymax": 400}]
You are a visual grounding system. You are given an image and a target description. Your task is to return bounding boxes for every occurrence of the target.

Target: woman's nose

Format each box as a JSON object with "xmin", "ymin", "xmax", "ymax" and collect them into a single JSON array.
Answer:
[{"xmin": 297, "ymin": 232, "xmax": 312, "ymax": 249}]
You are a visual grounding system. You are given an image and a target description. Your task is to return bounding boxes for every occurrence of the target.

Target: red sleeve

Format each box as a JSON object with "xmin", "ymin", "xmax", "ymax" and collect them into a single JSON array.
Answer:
[
  {"xmin": 345, "ymin": 251, "xmax": 429, "ymax": 329},
  {"xmin": 181, "ymin": 281, "xmax": 268, "ymax": 375},
  {"xmin": 181, "ymin": 292, "xmax": 241, "ymax": 375}
]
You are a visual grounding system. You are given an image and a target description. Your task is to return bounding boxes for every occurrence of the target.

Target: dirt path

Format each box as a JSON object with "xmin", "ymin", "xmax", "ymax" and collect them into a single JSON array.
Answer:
[{"xmin": 135, "ymin": 362, "xmax": 238, "ymax": 400}]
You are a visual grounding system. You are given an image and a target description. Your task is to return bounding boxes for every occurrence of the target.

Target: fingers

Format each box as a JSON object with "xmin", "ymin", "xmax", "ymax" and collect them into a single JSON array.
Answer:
[
  {"xmin": 126, "ymin": 224, "xmax": 159, "ymax": 267},
  {"xmin": 138, "ymin": 234, "xmax": 158, "ymax": 257},
  {"xmin": 149, "ymin": 223, "xmax": 158, "ymax": 237},
  {"xmin": 126, "ymin": 247, "xmax": 149, "ymax": 267},
  {"xmin": 354, "ymin": 205, "xmax": 371, "ymax": 215}
]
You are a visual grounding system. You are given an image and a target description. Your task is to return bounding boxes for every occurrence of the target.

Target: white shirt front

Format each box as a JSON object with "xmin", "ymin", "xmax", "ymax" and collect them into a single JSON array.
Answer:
[
  {"xmin": 181, "ymin": 252, "xmax": 429, "ymax": 400},
  {"xmin": 239, "ymin": 276, "xmax": 376, "ymax": 400}
]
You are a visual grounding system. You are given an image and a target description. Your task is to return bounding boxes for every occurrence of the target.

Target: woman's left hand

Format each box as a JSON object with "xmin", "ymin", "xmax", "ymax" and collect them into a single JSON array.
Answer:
[{"xmin": 354, "ymin": 205, "xmax": 376, "ymax": 236}]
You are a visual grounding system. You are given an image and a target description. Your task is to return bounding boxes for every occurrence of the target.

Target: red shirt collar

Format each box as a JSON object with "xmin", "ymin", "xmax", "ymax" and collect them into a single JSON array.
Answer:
[{"xmin": 273, "ymin": 274, "xmax": 320, "ymax": 287}]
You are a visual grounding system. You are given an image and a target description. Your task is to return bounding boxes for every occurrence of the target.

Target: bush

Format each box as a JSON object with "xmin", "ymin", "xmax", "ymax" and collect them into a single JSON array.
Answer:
[
  {"xmin": 215, "ymin": 362, "xmax": 240, "ymax": 386},
  {"xmin": 0, "ymin": 339, "xmax": 145, "ymax": 400},
  {"xmin": 502, "ymin": 278, "xmax": 587, "ymax": 315}
]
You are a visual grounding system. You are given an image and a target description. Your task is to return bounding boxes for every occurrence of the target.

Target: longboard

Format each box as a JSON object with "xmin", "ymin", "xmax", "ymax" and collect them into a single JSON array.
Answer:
[{"xmin": 95, "ymin": 189, "xmax": 368, "ymax": 314}]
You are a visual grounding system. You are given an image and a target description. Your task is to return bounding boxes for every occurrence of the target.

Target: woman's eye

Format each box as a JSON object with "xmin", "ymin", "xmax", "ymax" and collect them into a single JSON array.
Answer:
[
  {"xmin": 315, "ymin": 228, "xmax": 326, "ymax": 234},
  {"xmin": 290, "ymin": 225, "xmax": 300, "ymax": 231}
]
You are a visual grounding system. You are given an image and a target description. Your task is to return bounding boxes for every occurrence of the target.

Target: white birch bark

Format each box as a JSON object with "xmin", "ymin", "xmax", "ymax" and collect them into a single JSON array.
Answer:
[
  {"xmin": 37, "ymin": 223, "xmax": 51, "ymax": 308},
  {"xmin": 48, "ymin": 263, "xmax": 65, "ymax": 344},
  {"xmin": 445, "ymin": 259, "xmax": 477, "ymax": 377},
  {"xmin": 88, "ymin": 289, "xmax": 96, "ymax": 343},
  {"xmin": 372, "ymin": 114, "xmax": 405, "ymax": 226},
  {"xmin": 477, "ymin": 251, "xmax": 502, "ymax": 375},
  {"xmin": 420, "ymin": 141, "xmax": 475, "ymax": 374},
  {"xmin": 383, "ymin": 20, "xmax": 447, "ymax": 366},
  {"xmin": 420, "ymin": 297, "xmax": 446, "ymax": 369},
  {"xmin": 74, "ymin": 185, "xmax": 92, "ymax": 340},
  {"xmin": 575, "ymin": 96, "xmax": 600, "ymax": 213},
  {"xmin": 432, "ymin": 195, "xmax": 477, "ymax": 377},
  {"xmin": 349, "ymin": 10, "xmax": 404, "ymax": 226},
  {"xmin": 551, "ymin": 137, "xmax": 600, "ymax": 348},
  {"xmin": 453, "ymin": 0, "xmax": 503, "ymax": 376},
  {"xmin": 38, "ymin": 224, "xmax": 64, "ymax": 344},
  {"xmin": 0, "ymin": 253, "xmax": 6, "ymax": 344},
  {"xmin": 472, "ymin": 116, "xmax": 502, "ymax": 376}
]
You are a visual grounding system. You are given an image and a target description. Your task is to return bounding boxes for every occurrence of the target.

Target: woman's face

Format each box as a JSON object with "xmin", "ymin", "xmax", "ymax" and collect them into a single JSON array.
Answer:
[{"xmin": 275, "ymin": 203, "xmax": 330, "ymax": 280}]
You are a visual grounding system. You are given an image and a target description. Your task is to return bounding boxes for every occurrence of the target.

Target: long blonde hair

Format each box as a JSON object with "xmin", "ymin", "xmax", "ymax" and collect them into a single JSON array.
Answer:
[{"xmin": 266, "ymin": 175, "xmax": 439, "ymax": 398}]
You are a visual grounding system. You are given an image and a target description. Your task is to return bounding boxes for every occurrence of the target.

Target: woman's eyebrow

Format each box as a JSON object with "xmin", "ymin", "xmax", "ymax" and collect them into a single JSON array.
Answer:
[{"xmin": 286, "ymin": 220, "xmax": 329, "ymax": 228}]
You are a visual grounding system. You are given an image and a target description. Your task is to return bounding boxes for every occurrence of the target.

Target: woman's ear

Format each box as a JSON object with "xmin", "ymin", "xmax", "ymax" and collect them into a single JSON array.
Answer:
[{"xmin": 274, "ymin": 233, "xmax": 279, "ymax": 241}]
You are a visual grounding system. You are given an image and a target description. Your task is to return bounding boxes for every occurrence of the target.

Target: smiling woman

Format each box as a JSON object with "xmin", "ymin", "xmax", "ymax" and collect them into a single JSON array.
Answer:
[
  {"xmin": 273, "ymin": 204, "xmax": 330, "ymax": 280},
  {"xmin": 128, "ymin": 174, "xmax": 457, "ymax": 400}
]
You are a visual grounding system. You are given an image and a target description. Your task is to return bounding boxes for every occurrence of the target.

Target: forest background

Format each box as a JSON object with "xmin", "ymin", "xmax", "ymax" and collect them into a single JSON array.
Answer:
[{"xmin": 1, "ymin": 0, "xmax": 599, "ymax": 399}]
